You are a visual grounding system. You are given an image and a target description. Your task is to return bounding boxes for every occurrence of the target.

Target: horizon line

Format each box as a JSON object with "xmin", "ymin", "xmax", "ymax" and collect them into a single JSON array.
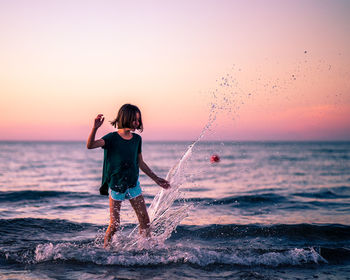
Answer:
[{"xmin": 1, "ymin": 139, "xmax": 350, "ymax": 143}]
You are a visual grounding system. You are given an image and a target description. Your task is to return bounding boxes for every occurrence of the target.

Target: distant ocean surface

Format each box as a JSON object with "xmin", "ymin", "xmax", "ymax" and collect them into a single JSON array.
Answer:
[{"xmin": 0, "ymin": 141, "xmax": 350, "ymax": 280}]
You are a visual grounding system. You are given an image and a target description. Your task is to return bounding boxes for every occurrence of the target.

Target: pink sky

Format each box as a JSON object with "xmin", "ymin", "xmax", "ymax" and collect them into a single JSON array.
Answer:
[{"xmin": 1, "ymin": 0, "xmax": 349, "ymax": 141}]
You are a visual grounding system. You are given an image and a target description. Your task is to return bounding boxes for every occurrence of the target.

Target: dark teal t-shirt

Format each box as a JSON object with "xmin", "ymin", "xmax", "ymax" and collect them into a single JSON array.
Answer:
[{"xmin": 101, "ymin": 132, "xmax": 142, "ymax": 193}]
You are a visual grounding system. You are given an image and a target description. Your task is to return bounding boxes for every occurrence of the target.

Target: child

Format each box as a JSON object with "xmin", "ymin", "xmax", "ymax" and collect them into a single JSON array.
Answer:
[{"xmin": 86, "ymin": 104, "xmax": 170, "ymax": 248}]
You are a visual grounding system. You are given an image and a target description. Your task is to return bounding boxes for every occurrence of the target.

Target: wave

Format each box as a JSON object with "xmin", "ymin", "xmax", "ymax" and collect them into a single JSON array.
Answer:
[
  {"xmin": 2, "ymin": 188, "xmax": 348, "ymax": 213},
  {"xmin": 0, "ymin": 190, "xmax": 94, "ymax": 203},
  {"xmin": 172, "ymin": 223, "xmax": 350, "ymax": 241},
  {"xmin": 0, "ymin": 218, "xmax": 96, "ymax": 236},
  {"xmin": 1, "ymin": 218, "xmax": 350, "ymax": 267},
  {"xmin": 184, "ymin": 193, "xmax": 287, "ymax": 206},
  {"xmin": 30, "ymin": 244, "xmax": 328, "ymax": 267},
  {"xmin": 311, "ymin": 148, "xmax": 350, "ymax": 154},
  {"xmin": 183, "ymin": 189, "xmax": 350, "ymax": 211},
  {"xmin": 293, "ymin": 186, "xmax": 350, "ymax": 199},
  {"xmin": 1, "ymin": 218, "xmax": 350, "ymax": 242},
  {"xmin": 267, "ymin": 155, "xmax": 307, "ymax": 162},
  {"xmin": 2, "ymin": 240, "xmax": 349, "ymax": 268}
]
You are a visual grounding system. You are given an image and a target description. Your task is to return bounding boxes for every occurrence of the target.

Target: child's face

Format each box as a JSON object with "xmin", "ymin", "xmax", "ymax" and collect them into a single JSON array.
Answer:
[{"xmin": 131, "ymin": 112, "xmax": 141, "ymax": 131}]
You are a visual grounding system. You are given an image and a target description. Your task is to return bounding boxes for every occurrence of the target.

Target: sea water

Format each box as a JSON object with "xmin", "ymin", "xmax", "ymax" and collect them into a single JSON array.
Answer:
[{"xmin": 0, "ymin": 140, "xmax": 350, "ymax": 279}]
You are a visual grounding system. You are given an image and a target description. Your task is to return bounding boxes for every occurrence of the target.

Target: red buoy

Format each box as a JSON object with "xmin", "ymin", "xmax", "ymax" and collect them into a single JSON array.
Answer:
[{"xmin": 210, "ymin": 154, "xmax": 220, "ymax": 163}]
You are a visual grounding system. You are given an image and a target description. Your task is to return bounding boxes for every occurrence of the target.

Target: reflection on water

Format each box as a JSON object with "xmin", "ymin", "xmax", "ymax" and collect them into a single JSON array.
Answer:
[{"xmin": 0, "ymin": 141, "xmax": 349, "ymax": 226}]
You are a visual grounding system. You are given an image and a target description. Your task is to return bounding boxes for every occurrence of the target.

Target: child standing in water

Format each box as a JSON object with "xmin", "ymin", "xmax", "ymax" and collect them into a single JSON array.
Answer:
[{"xmin": 87, "ymin": 104, "xmax": 170, "ymax": 248}]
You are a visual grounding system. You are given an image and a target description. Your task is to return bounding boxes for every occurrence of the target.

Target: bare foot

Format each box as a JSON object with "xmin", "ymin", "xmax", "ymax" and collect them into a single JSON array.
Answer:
[{"xmin": 139, "ymin": 227, "xmax": 151, "ymax": 238}]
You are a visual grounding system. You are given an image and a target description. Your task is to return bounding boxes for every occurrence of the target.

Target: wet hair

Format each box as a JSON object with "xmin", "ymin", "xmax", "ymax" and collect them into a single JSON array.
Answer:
[{"xmin": 110, "ymin": 104, "xmax": 143, "ymax": 132}]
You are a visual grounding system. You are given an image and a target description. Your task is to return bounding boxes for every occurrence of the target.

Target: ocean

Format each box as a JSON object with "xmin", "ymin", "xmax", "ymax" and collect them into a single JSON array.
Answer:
[{"xmin": 0, "ymin": 140, "xmax": 350, "ymax": 280}]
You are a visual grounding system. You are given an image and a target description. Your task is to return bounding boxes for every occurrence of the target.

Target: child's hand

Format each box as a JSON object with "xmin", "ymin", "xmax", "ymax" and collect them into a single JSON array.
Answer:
[
  {"xmin": 94, "ymin": 114, "xmax": 105, "ymax": 129},
  {"xmin": 155, "ymin": 177, "xmax": 170, "ymax": 189}
]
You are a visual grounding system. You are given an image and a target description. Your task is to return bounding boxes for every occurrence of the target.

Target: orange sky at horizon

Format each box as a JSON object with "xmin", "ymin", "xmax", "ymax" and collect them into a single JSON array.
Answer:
[{"xmin": 1, "ymin": 0, "xmax": 349, "ymax": 141}]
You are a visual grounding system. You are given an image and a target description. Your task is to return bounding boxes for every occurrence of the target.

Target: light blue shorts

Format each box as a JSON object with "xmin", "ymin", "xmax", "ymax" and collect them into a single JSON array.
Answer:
[{"xmin": 109, "ymin": 181, "xmax": 142, "ymax": 201}]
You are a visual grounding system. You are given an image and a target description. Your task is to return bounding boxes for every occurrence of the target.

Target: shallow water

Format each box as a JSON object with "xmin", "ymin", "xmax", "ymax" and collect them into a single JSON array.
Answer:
[{"xmin": 1, "ymin": 141, "xmax": 350, "ymax": 279}]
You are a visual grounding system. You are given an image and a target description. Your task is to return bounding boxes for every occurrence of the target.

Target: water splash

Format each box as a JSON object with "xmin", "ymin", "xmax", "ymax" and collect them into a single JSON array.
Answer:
[{"xmin": 122, "ymin": 140, "xmax": 197, "ymax": 249}]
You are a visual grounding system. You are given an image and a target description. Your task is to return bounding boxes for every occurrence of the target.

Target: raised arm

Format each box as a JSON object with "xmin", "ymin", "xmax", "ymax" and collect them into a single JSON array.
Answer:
[
  {"xmin": 138, "ymin": 153, "xmax": 170, "ymax": 189},
  {"xmin": 86, "ymin": 114, "xmax": 106, "ymax": 149}
]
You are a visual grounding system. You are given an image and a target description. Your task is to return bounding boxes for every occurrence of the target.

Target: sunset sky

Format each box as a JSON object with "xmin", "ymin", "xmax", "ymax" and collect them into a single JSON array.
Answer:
[{"xmin": 1, "ymin": 0, "xmax": 349, "ymax": 141}]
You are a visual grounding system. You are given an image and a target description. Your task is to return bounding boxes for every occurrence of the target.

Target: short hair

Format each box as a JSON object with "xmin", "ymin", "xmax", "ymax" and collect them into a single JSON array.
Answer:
[{"xmin": 110, "ymin": 104, "xmax": 143, "ymax": 132}]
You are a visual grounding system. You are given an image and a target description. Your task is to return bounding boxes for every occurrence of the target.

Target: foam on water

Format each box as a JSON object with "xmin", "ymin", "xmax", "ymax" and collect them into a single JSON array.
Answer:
[{"xmin": 31, "ymin": 241, "xmax": 327, "ymax": 267}]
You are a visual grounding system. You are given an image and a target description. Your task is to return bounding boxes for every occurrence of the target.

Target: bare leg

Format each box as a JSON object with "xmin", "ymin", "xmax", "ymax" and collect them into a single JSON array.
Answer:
[
  {"xmin": 104, "ymin": 196, "xmax": 122, "ymax": 248},
  {"xmin": 129, "ymin": 195, "xmax": 151, "ymax": 237}
]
